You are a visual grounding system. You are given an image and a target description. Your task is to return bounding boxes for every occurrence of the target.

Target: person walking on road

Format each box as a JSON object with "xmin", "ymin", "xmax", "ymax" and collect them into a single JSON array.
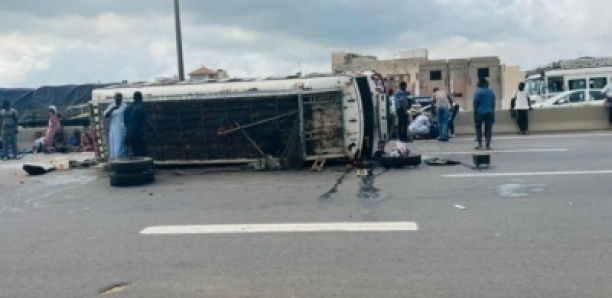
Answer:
[
  {"xmin": 601, "ymin": 80, "xmax": 612, "ymax": 127},
  {"xmin": 473, "ymin": 78, "xmax": 496, "ymax": 150},
  {"xmin": 0, "ymin": 100, "xmax": 19, "ymax": 160},
  {"xmin": 124, "ymin": 91, "xmax": 156, "ymax": 157},
  {"xmin": 104, "ymin": 92, "xmax": 128, "ymax": 159},
  {"xmin": 393, "ymin": 82, "xmax": 412, "ymax": 142},
  {"xmin": 432, "ymin": 87, "xmax": 453, "ymax": 141},
  {"xmin": 511, "ymin": 82, "xmax": 533, "ymax": 135}
]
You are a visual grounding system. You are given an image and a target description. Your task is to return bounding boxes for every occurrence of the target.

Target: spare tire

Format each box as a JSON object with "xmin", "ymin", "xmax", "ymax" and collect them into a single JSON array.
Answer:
[
  {"xmin": 110, "ymin": 170, "xmax": 155, "ymax": 187},
  {"xmin": 109, "ymin": 157, "xmax": 154, "ymax": 174}
]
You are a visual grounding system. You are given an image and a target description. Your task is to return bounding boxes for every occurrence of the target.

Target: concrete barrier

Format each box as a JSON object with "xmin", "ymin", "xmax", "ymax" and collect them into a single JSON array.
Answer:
[{"xmin": 453, "ymin": 106, "xmax": 610, "ymax": 135}]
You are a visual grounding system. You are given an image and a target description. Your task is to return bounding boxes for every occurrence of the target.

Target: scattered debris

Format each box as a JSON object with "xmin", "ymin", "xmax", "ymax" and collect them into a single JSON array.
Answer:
[
  {"xmin": 454, "ymin": 204, "xmax": 468, "ymax": 210},
  {"xmin": 472, "ymin": 154, "xmax": 491, "ymax": 169},
  {"xmin": 99, "ymin": 282, "xmax": 130, "ymax": 295},
  {"xmin": 424, "ymin": 157, "xmax": 461, "ymax": 166},
  {"xmin": 23, "ymin": 163, "xmax": 56, "ymax": 176}
]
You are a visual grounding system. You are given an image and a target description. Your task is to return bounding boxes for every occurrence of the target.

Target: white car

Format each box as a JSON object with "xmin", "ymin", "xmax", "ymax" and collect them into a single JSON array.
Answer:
[{"xmin": 538, "ymin": 89, "xmax": 605, "ymax": 108}]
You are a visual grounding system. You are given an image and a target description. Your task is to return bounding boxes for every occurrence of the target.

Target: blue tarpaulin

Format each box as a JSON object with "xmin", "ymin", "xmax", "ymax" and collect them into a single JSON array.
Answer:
[{"xmin": 0, "ymin": 84, "xmax": 101, "ymax": 121}]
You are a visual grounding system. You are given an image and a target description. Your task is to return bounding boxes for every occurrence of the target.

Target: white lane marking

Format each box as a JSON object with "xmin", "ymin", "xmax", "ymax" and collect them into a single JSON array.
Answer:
[
  {"xmin": 444, "ymin": 170, "xmax": 612, "ymax": 178},
  {"xmin": 428, "ymin": 148, "xmax": 568, "ymax": 155},
  {"xmin": 457, "ymin": 133, "xmax": 612, "ymax": 140},
  {"xmin": 140, "ymin": 222, "xmax": 419, "ymax": 235}
]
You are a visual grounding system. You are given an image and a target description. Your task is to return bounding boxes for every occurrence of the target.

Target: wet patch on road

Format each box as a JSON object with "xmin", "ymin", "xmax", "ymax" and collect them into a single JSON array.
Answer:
[
  {"xmin": 497, "ymin": 183, "xmax": 546, "ymax": 198},
  {"xmin": 356, "ymin": 173, "xmax": 389, "ymax": 219},
  {"xmin": 318, "ymin": 170, "xmax": 350, "ymax": 203}
]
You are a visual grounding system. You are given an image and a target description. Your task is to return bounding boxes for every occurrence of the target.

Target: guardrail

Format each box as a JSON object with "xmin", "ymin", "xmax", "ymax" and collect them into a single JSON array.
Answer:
[{"xmin": 453, "ymin": 106, "xmax": 610, "ymax": 135}]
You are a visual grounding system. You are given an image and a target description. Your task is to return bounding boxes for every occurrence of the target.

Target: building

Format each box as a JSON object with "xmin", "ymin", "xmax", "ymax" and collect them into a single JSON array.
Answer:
[
  {"xmin": 501, "ymin": 65, "xmax": 526, "ymax": 109},
  {"xmin": 188, "ymin": 66, "xmax": 229, "ymax": 81},
  {"xmin": 332, "ymin": 50, "xmax": 504, "ymax": 110}
]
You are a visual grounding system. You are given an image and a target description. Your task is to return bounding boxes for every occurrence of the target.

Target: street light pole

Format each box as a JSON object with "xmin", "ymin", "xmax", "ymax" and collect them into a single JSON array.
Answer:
[{"xmin": 174, "ymin": 0, "xmax": 185, "ymax": 81}]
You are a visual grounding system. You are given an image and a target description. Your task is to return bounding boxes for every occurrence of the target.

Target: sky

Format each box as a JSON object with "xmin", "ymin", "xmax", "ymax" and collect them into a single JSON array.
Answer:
[{"xmin": 0, "ymin": 0, "xmax": 610, "ymax": 88}]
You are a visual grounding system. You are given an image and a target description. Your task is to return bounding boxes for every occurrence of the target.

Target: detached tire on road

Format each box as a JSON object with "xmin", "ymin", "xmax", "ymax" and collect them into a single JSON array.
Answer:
[
  {"xmin": 110, "ymin": 170, "xmax": 155, "ymax": 187},
  {"xmin": 109, "ymin": 157, "xmax": 154, "ymax": 174}
]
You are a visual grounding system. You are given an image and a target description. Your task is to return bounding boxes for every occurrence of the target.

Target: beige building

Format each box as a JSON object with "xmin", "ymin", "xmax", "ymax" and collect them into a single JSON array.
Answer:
[
  {"xmin": 332, "ymin": 50, "xmax": 504, "ymax": 110},
  {"xmin": 501, "ymin": 65, "xmax": 526, "ymax": 109}
]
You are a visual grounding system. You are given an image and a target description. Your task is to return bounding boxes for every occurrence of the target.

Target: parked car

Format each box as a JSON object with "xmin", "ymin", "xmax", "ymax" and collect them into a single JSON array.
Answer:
[
  {"xmin": 538, "ymin": 89, "xmax": 605, "ymax": 108},
  {"xmin": 389, "ymin": 95, "xmax": 433, "ymax": 114}
]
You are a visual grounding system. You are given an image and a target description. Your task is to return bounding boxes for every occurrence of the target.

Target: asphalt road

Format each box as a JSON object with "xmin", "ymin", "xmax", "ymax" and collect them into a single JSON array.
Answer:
[{"xmin": 1, "ymin": 132, "xmax": 612, "ymax": 298}]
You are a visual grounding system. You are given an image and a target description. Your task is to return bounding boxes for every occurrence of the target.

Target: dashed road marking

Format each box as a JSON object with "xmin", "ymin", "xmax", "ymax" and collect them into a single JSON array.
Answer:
[
  {"xmin": 429, "ymin": 148, "xmax": 568, "ymax": 155},
  {"xmin": 140, "ymin": 222, "xmax": 419, "ymax": 235},
  {"xmin": 444, "ymin": 170, "xmax": 612, "ymax": 178}
]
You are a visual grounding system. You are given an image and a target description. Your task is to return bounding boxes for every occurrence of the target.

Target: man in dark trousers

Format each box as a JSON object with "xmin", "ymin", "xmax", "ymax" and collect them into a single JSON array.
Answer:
[
  {"xmin": 124, "ymin": 91, "xmax": 156, "ymax": 157},
  {"xmin": 0, "ymin": 100, "xmax": 19, "ymax": 160},
  {"xmin": 393, "ymin": 81, "xmax": 412, "ymax": 142},
  {"xmin": 473, "ymin": 78, "xmax": 496, "ymax": 150}
]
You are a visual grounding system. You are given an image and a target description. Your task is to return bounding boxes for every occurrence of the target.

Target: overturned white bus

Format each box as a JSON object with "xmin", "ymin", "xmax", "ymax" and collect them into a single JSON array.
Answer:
[{"xmin": 90, "ymin": 73, "xmax": 389, "ymax": 168}]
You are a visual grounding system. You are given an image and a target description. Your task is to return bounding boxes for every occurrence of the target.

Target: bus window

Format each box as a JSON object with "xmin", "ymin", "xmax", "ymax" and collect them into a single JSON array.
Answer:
[
  {"xmin": 568, "ymin": 79, "xmax": 587, "ymax": 90},
  {"xmin": 526, "ymin": 78, "xmax": 543, "ymax": 95},
  {"xmin": 547, "ymin": 76, "xmax": 564, "ymax": 92},
  {"xmin": 589, "ymin": 77, "xmax": 607, "ymax": 89}
]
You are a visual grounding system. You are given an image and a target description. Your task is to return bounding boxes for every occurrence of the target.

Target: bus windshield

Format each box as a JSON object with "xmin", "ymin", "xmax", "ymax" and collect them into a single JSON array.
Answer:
[{"xmin": 526, "ymin": 78, "xmax": 544, "ymax": 95}]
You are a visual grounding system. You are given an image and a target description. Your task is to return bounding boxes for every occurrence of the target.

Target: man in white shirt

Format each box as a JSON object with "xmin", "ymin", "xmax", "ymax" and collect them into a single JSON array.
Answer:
[
  {"xmin": 409, "ymin": 112, "xmax": 431, "ymax": 138},
  {"xmin": 601, "ymin": 82, "xmax": 612, "ymax": 126}
]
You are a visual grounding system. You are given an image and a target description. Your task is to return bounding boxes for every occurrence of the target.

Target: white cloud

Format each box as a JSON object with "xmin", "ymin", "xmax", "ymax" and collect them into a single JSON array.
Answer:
[{"xmin": 1, "ymin": 0, "xmax": 611, "ymax": 87}]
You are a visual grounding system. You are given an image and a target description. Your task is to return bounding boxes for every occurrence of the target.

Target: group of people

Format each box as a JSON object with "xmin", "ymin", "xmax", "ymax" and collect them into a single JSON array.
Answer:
[
  {"xmin": 0, "ymin": 99, "xmax": 98, "ymax": 159},
  {"xmin": 391, "ymin": 78, "xmax": 497, "ymax": 150},
  {"xmin": 104, "ymin": 91, "xmax": 156, "ymax": 159},
  {"xmin": 1, "ymin": 91, "xmax": 153, "ymax": 161}
]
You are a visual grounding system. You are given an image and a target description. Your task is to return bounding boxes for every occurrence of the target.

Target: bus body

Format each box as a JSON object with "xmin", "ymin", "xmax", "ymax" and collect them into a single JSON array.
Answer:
[
  {"xmin": 525, "ymin": 66, "xmax": 612, "ymax": 104},
  {"xmin": 90, "ymin": 73, "xmax": 389, "ymax": 167}
]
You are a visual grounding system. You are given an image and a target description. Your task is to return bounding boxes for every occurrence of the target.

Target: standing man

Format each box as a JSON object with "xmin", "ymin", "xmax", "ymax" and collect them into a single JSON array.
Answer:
[
  {"xmin": 104, "ymin": 93, "xmax": 128, "ymax": 159},
  {"xmin": 393, "ymin": 81, "xmax": 412, "ymax": 142},
  {"xmin": 473, "ymin": 78, "xmax": 496, "ymax": 150},
  {"xmin": 511, "ymin": 82, "xmax": 533, "ymax": 135},
  {"xmin": 601, "ymin": 80, "xmax": 612, "ymax": 127},
  {"xmin": 0, "ymin": 100, "xmax": 19, "ymax": 160},
  {"xmin": 432, "ymin": 87, "xmax": 454, "ymax": 141},
  {"xmin": 124, "ymin": 91, "xmax": 156, "ymax": 157}
]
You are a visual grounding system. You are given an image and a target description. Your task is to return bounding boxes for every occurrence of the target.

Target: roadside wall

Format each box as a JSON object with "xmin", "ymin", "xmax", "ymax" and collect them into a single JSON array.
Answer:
[{"xmin": 453, "ymin": 106, "xmax": 610, "ymax": 135}]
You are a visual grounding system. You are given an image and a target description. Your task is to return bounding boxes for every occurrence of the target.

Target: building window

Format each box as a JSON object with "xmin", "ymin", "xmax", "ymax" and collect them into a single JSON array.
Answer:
[
  {"xmin": 477, "ymin": 68, "xmax": 490, "ymax": 78},
  {"xmin": 430, "ymin": 71, "xmax": 442, "ymax": 81}
]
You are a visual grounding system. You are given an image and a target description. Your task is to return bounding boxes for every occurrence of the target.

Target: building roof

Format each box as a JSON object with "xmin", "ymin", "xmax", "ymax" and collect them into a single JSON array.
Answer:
[{"xmin": 189, "ymin": 66, "xmax": 218, "ymax": 76}]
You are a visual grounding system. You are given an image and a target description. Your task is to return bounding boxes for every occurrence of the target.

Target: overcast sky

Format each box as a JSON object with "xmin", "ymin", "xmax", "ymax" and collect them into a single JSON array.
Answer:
[{"xmin": 0, "ymin": 0, "xmax": 609, "ymax": 88}]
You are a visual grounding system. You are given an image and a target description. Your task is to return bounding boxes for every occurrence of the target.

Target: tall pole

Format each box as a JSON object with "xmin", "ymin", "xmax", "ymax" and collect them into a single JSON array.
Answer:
[{"xmin": 174, "ymin": 0, "xmax": 185, "ymax": 81}]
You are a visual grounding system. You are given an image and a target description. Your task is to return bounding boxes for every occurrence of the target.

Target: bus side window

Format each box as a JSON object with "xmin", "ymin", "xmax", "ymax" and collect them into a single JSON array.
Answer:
[
  {"xmin": 568, "ymin": 79, "xmax": 587, "ymax": 90},
  {"xmin": 548, "ymin": 77, "xmax": 564, "ymax": 92},
  {"xmin": 589, "ymin": 77, "xmax": 607, "ymax": 89}
]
